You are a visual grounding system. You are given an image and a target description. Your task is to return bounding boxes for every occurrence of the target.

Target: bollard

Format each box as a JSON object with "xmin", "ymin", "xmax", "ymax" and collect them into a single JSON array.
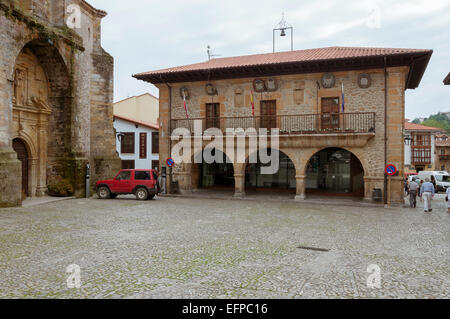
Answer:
[
  {"xmin": 85, "ymin": 163, "xmax": 90, "ymax": 198},
  {"xmin": 161, "ymin": 166, "xmax": 167, "ymax": 194}
]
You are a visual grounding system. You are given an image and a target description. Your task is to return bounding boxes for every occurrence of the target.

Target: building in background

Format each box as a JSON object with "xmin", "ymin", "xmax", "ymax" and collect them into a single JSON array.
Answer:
[
  {"xmin": 134, "ymin": 46, "xmax": 432, "ymax": 205},
  {"xmin": 435, "ymin": 134, "xmax": 450, "ymax": 171},
  {"xmin": 114, "ymin": 93, "xmax": 159, "ymax": 124},
  {"xmin": 0, "ymin": 0, "xmax": 120, "ymax": 207},
  {"xmin": 404, "ymin": 121, "xmax": 443, "ymax": 173},
  {"xmin": 113, "ymin": 115, "xmax": 159, "ymax": 171}
]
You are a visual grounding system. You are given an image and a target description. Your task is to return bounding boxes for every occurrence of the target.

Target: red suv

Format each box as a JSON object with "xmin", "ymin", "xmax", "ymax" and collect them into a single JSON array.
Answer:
[{"xmin": 96, "ymin": 169, "xmax": 160, "ymax": 200}]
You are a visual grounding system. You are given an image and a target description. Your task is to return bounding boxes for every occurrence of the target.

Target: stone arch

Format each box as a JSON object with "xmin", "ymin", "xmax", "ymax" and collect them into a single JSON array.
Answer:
[
  {"xmin": 243, "ymin": 146, "xmax": 297, "ymax": 193},
  {"xmin": 303, "ymin": 147, "xmax": 366, "ymax": 197},
  {"xmin": 299, "ymin": 147, "xmax": 369, "ymax": 177},
  {"xmin": 11, "ymin": 39, "xmax": 72, "ymax": 196},
  {"xmin": 12, "ymin": 132, "xmax": 37, "ymax": 159}
]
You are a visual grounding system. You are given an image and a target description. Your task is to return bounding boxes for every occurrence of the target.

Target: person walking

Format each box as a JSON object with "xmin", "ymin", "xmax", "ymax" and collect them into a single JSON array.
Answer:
[
  {"xmin": 419, "ymin": 178, "xmax": 435, "ymax": 213},
  {"xmin": 404, "ymin": 177, "xmax": 409, "ymax": 196},
  {"xmin": 408, "ymin": 178, "xmax": 419, "ymax": 208},
  {"xmin": 430, "ymin": 175, "xmax": 437, "ymax": 193}
]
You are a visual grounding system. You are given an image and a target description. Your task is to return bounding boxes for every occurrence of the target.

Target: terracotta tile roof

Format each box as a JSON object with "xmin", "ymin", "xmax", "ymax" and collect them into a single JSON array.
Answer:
[
  {"xmin": 114, "ymin": 115, "xmax": 159, "ymax": 130},
  {"xmin": 404, "ymin": 121, "xmax": 442, "ymax": 131},
  {"xmin": 436, "ymin": 134, "xmax": 450, "ymax": 146},
  {"xmin": 136, "ymin": 46, "xmax": 429, "ymax": 76}
]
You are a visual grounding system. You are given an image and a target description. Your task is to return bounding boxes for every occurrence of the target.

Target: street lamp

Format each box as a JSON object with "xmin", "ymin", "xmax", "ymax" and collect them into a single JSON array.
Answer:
[
  {"xmin": 116, "ymin": 132, "xmax": 125, "ymax": 142},
  {"xmin": 273, "ymin": 13, "xmax": 293, "ymax": 53},
  {"xmin": 404, "ymin": 134, "xmax": 412, "ymax": 145}
]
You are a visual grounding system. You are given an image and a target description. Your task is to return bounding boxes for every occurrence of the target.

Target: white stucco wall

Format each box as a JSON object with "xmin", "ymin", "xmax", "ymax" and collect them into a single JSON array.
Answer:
[
  {"xmin": 404, "ymin": 131, "xmax": 436, "ymax": 168},
  {"xmin": 113, "ymin": 118, "xmax": 159, "ymax": 169}
]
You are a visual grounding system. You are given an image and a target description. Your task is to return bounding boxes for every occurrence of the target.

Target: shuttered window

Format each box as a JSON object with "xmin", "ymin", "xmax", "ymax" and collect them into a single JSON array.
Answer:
[
  {"xmin": 152, "ymin": 132, "xmax": 159, "ymax": 154},
  {"xmin": 121, "ymin": 133, "xmax": 135, "ymax": 154},
  {"xmin": 139, "ymin": 133, "xmax": 147, "ymax": 159}
]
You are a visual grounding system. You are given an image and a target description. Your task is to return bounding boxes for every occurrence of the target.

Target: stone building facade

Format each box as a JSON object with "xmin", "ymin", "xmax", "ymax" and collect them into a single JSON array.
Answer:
[
  {"xmin": 435, "ymin": 134, "xmax": 450, "ymax": 171},
  {"xmin": 134, "ymin": 47, "xmax": 432, "ymax": 205},
  {"xmin": 404, "ymin": 121, "xmax": 442, "ymax": 173},
  {"xmin": 0, "ymin": 0, "xmax": 120, "ymax": 207}
]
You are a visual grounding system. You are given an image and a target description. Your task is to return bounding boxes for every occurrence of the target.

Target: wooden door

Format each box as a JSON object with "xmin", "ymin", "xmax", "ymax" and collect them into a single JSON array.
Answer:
[
  {"xmin": 12, "ymin": 138, "xmax": 29, "ymax": 197},
  {"xmin": 205, "ymin": 103, "xmax": 220, "ymax": 129},
  {"xmin": 321, "ymin": 97, "xmax": 340, "ymax": 130},
  {"xmin": 260, "ymin": 100, "xmax": 277, "ymax": 130}
]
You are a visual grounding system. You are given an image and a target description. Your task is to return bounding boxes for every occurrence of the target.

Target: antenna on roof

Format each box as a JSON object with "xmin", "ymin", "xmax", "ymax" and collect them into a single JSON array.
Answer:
[{"xmin": 207, "ymin": 45, "xmax": 221, "ymax": 60}]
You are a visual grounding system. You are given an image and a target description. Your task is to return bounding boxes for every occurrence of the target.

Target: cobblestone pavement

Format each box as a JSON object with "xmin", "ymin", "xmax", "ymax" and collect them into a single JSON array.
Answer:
[{"xmin": 0, "ymin": 194, "xmax": 448, "ymax": 299}]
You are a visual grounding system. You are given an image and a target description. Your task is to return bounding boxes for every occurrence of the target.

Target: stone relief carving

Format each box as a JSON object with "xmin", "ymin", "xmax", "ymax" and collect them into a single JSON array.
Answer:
[
  {"xmin": 13, "ymin": 50, "xmax": 49, "ymax": 110},
  {"xmin": 293, "ymin": 81, "xmax": 305, "ymax": 104},
  {"xmin": 234, "ymin": 87, "xmax": 244, "ymax": 107},
  {"xmin": 14, "ymin": 68, "xmax": 28, "ymax": 106}
]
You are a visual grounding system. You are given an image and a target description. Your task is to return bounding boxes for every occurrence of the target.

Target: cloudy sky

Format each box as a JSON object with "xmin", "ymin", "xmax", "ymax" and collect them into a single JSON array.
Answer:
[{"xmin": 88, "ymin": 0, "xmax": 450, "ymax": 119}]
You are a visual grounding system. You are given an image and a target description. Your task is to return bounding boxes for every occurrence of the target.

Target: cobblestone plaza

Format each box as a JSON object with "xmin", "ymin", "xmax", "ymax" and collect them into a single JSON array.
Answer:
[{"xmin": 0, "ymin": 195, "xmax": 448, "ymax": 298}]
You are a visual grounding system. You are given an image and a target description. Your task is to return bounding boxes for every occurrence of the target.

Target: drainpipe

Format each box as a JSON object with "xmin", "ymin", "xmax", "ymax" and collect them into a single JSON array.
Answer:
[
  {"xmin": 162, "ymin": 76, "xmax": 172, "ymax": 194},
  {"xmin": 384, "ymin": 57, "xmax": 388, "ymax": 206}
]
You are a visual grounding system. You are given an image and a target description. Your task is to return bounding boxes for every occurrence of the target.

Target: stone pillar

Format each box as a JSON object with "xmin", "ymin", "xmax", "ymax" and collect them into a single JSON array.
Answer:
[
  {"xmin": 0, "ymin": 148, "xmax": 22, "ymax": 207},
  {"xmin": 30, "ymin": 157, "xmax": 38, "ymax": 197},
  {"xmin": 386, "ymin": 67, "xmax": 408, "ymax": 205},
  {"xmin": 294, "ymin": 175, "xmax": 306, "ymax": 201},
  {"xmin": 234, "ymin": 173, "xmax": 245, "ymax": 198},
  {"xmin": 176, "ymin": 164, "xmax": 193, "ymax": 194},
  {"xmin": 363, "ymin": 176, "xmax": 384, "ymax": 202}
]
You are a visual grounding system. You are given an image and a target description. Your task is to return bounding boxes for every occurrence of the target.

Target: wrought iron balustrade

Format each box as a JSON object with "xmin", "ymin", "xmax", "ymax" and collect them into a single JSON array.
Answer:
[{"xmin": 171, "ymin": 112, "xmax": 376, "ymax": 135}]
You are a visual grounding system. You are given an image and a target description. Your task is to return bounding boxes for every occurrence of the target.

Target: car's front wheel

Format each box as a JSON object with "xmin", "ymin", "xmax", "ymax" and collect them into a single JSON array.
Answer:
[
  {"xmin": 135, "ymin": 187, "xmax": 148, "ymax": 200},
  {"xmin": 97, "ymin": 186, "xmax": 110, "ymax": 199}
]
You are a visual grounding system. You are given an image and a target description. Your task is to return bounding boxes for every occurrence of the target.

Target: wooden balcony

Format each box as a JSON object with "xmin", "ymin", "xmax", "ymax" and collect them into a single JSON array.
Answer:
[
  {"xmin": 439, "ymin": 154, "xmax": 450, "ymax": 160},
  {"xmin": 171, "ymin": 112, "xmax": 376, "ymax": 135}
]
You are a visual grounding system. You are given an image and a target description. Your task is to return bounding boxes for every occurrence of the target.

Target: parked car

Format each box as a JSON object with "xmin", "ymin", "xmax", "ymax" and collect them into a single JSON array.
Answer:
[
  {"xmin": 405, "ymin": 172, "xmax": 418, "ymax": 181},
  {"xmin": 417, "ymin": 170, "xmax": 450, "ymax": 192},
  {"xmin": 96, "ymin": 169, "xmax": 160, "ymax": 200}
]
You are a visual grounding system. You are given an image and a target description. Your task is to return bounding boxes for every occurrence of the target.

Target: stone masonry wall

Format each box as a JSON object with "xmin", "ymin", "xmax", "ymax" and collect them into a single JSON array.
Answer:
[
  {"xmin": 156, "ymin": 67, "xmax": 409, "ymax": 204},
  {"xmin": 0, "ymin": 0, "xmax": 120, "ymax": 205}
]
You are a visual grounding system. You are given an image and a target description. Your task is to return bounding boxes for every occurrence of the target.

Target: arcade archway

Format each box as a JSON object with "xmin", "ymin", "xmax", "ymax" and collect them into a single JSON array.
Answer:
[
  {"xmin": 245, "ymin": 149, "xmax": 296, "ymax": 192},
  {"xmin": 193, "ymin": 148, "xmax": 235, "ymax": 189},
  {"xmin": 305, "ymin": 148, "xmax": 364, "ymax": 197}
]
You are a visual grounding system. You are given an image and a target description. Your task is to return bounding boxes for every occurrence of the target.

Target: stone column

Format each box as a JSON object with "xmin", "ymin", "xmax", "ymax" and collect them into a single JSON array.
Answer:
[
  {"xmin": 363, "ymin": 176, "xmax": 384, "ymax": 202},
  {"xmin": 234, "ymin": 173, "xmax": 245, "ymax": 198},
  {"xmin": 0, "ymin": 66, "xmax": 22, "ymax": 206},
  {"xmin": 30, "ymin": 158, "xmax": 38, "ymax": 197},
  {"xmin": 295, "ymin": 175, "xmax": 306, "ymax": 201},
  {"xmin": 233, "ymin": 163, "xmax": 246, "ymax": 198}
]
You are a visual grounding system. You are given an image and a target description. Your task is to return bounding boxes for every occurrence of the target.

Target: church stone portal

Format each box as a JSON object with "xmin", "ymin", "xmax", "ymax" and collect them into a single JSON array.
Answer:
[{"xmin": 0, "ymin": 0, "xmax": 121, "ymax": 207}]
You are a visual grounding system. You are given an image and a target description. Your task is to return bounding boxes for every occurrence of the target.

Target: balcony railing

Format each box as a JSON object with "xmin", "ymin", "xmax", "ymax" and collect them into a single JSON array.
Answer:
[
  {"xmin": 439, "ymin": 154, "xmax": 450, "ymax": 160},
  {"xmin": 171, "ymin": 112, "xmax": 376, "ymax": 135}
]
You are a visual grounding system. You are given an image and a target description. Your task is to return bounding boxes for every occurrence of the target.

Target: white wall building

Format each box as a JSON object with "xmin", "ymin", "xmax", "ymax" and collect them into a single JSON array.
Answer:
[
  {"xmin": 404, "ymin": 121, "xmax": 442, "ymax": 172},
  {"xmin": 113, "ymin": 115, "xmax": 159, "ymax": 170}
]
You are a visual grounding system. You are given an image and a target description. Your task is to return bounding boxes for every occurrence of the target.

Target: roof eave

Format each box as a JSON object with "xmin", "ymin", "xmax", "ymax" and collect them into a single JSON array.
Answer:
[{"xmin": 134, "ymin": 51, "xmax": 433, "ymax": 88}]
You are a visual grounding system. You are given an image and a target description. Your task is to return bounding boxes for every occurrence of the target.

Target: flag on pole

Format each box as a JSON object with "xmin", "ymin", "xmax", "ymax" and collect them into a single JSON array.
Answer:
[
  {"xmin": 183, "ymin": 92, "xmax": 189, "ymax": 119},
  {"xmin": 341, "ymin": 82, "xmax": 345, "ymax": 112},
  {"xmin": 250, "ymin": 90, "xmax": 255, "ymax": 116}
]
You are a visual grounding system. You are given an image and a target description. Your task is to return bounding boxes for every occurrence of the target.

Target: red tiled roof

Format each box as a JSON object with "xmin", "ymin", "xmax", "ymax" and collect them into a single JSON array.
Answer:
[
  {"xmin": 436, "ymin": 134, "xmax": 450, "ymax": 146},
  {"xmin": 134, "ymin": 46, "xmax": 432, "ymax": 88},
  {"xmin": 136, "ymin": 47, "xmax": 428, "ymax": 76},
  {"xmin": 405, "ymin": 121, "xmax": 442, "ymax": 131},
  {"xmin": 114, "ymin": 115, "xmax": 159, "ymax": 130}
]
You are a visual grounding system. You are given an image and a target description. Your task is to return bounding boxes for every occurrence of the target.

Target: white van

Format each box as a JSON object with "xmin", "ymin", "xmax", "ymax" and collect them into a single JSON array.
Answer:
[{"xmin": 417, "ymin": 171, "xmax": 450, "ymax": 192}]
